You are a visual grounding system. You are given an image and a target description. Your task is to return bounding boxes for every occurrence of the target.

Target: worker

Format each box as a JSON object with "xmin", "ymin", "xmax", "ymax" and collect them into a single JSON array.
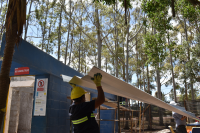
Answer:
[
  {"xmin": 170, "ymin": 101, "xmax": 187, "ymax": 133},
  {"xmin": 69, "ymin": 73, "xmax": 105, "ymax": 133}
]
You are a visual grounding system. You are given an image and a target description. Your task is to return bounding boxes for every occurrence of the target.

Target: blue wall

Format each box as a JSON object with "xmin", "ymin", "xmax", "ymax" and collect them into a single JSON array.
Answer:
[{"xmin": 45, "ymin": 74, "xmax": 72, "ymax": 133}]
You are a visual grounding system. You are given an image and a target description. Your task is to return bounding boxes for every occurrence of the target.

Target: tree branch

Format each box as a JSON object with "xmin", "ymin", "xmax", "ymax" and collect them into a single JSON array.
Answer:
[
  {"xmin": 103, "ymin": 35, "xmax": 126, "ymax": 66},
  {"xmin": 128, "ymin": 24, "xmax": 143, "ymax": 42}
]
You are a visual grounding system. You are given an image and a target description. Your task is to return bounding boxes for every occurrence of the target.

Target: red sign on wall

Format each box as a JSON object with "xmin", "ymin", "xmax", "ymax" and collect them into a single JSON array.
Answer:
[
  {"xmin": 37, "ymin": 88, "xmax": 44, "ymax": 91},
  {"xmin": 14, "ymin": 67, "xmax": 30, "ymax": 75}
]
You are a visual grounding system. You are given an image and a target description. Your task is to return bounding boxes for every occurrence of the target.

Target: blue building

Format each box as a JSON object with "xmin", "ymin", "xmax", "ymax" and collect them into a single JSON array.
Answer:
[{"xmin": 0, "ymin": 34, "xmax": 119, "ymax": 133}]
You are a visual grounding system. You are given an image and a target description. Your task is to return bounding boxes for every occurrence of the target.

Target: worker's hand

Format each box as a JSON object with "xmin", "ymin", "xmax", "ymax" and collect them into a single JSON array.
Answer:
[
  {"xmin": 181, "ymin": 116, "xmax": 187, "ymax": 120},
  {"xmin": 91, "ymin": 73, "xmax": 102, "ymax": 87},
  {"xmin": 69, "ymin": 83, "xmax": 76, "ymax": 88}
]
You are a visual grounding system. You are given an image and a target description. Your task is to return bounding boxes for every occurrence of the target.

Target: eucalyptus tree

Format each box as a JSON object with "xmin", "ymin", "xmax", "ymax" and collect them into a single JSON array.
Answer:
[
  {"xmin": 141, "ymin": 0, "xmax": 174, "ymax": 125},
  {"xmin": 175, "ymin": 0, "xmax": 200, "ymax": 100}
]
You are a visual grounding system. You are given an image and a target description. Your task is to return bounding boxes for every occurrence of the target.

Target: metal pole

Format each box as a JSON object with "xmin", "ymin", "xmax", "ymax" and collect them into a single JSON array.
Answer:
[{"xmin": 123, "ymin": 111, "xmax": 124, "ymax": 127}]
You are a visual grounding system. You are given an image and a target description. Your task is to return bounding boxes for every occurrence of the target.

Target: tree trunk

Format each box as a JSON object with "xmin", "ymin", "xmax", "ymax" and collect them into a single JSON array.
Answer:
[
  {"xmin": 46, "ymin": 23, "xmax": 51, "ymax": 53},
  {"xmin": 123, "ymin": 42, "xmax": 125, "ymax": 80},
  {"xmin": 0, "ymin": 16, "xmax": 17, "ymax": 130},
  {"xmin": 184, "ymin": 18, "xmax": 194, "ymax": 100},
  {"xmin": 68, "ymin": 17, "xmax": 74, "ymax": 66},
  {"xmin": 168, "ymin": 32, "xmax": 177, "ymax": 102},
  {"xmin": 24, "ymin": 0, "xmax": 33, "ymax": 41},
  {"xmin": 95, "ymin": 4, "xmax": 101, "ymax": 69},
  {"xmin": 78, "ymin": 2, "xmax": 82, "ymax": 72},
  {"xmin": 184, "ymin": 63, "xmax": 188, "ymax": 100},
  {"xmin": 57, "ymin": 4, "xmax": 63, "ymax": 61},
  {"xmin": 41, "ymin": 0, "xmax": 49, "ymax": 51},
  {"xmin": 114, "ymin": 0, "xmax": 119, "ymax": 78},
  {"xmin": 65, "ymin": 0, "xmax": 72, "ymax": 64}
]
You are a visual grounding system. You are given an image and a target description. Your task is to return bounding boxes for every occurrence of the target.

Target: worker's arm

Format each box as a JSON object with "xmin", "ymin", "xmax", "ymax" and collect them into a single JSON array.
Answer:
[
  {"xmin": 91, "ymin": 73, "xmax": 105, "ymax": 109},
  {"xmin": 95, "ymin": 86, "xmax": 105, "ymax": 109}
]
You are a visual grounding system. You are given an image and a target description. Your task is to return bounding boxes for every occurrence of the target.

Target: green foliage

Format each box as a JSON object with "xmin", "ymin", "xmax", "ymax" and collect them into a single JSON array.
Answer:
[
  {"xmin": 142, "ymin": 0, "xmax": 173, "ymax": 33},
  {"xmin": 94, "ymin": 0, "xmax": 115, "ymax": 5},
  {"xmin": 144, "ymin": 33, "xmax": 168, "ymax": 66},
  {"xmin": 176, "ymin": 0, "xmax": 200, "ymax": 22}
]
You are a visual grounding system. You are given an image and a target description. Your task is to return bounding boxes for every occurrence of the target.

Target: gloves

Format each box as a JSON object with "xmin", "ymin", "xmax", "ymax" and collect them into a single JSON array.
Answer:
[{"xmin": 91, "ymin": 73, "xmax": 102, "ymax": 87}]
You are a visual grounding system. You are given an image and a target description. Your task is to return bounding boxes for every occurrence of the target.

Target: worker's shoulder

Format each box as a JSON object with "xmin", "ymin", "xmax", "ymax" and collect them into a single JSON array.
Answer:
[{"xmin": 70, "ymin": 100, "xmax": 94, "ymax": 110}]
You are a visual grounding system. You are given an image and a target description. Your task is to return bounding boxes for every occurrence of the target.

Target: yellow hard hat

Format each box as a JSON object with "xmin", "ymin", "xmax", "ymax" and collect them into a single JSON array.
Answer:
[{"xmin": 71, "ymin": 86, "xmax": 87, "ymax": 100}]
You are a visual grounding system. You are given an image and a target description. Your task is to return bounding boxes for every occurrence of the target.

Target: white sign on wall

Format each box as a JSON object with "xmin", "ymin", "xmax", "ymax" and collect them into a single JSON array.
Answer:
[{"xmin": 34, "ymin": 78, "xmax": 48, "ymax": 116}]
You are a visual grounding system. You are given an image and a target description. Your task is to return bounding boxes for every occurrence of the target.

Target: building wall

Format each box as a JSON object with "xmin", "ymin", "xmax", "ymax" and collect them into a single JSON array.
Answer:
[{"xmin": 46, "ymin": 74, "xmax": 71, "ymax": 133}]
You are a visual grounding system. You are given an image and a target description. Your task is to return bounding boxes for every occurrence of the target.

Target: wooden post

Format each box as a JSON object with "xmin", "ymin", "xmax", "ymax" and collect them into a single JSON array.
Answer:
[
  {"xmin": 131, "ymin": 111, "xmax": 133, "ymax": 133},
  {"xmin": 149, "ymin": 104, "xmax": 152, "ymax": 130},
  {"xmin": 123, "ymin": 111, "xmax": 124, "ymax": 127},
  {"xmin": 135, "ymin": 117, "xmax": 137, "ymax": 133},
  {"xmin": 142, "ymin": 107, "xmax": 145, "ymax": 133}
]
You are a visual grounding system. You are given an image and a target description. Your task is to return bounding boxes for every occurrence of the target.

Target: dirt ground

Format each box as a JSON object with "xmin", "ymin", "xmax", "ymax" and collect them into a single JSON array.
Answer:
[{"xmin": 119, "ymin": 116, "xmax": 175, "ymax": 133}]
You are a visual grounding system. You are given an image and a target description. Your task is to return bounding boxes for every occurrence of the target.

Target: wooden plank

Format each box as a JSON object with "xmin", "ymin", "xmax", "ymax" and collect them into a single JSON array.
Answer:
[{"xmin": 67, "ymin": 66, "xmax": 198, "ymax": 120}]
